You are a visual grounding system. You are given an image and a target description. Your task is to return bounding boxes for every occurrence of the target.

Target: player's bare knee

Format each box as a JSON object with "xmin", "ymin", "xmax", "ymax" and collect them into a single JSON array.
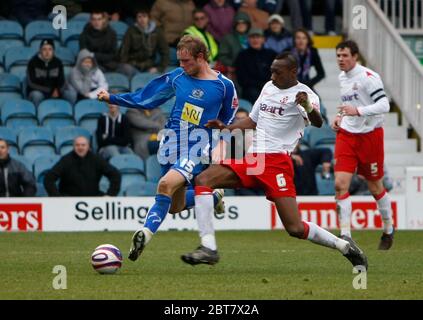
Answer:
[
  {"xmin": 157, "ymin": 178, "xmax": 173, "ymax": 196},
  {"xmin": 285, "ymin": 224, "xmax": 304, "ymax": 239}
]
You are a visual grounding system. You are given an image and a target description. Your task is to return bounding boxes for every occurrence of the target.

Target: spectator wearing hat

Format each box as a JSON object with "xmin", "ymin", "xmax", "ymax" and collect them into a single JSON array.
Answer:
[
  {"xmin": 264, "ymin": 14, "xmax": 293, "ymax": 54},
  {"xmin": 26, "ymin": 39, "xmax": 66, "ymax": 107},
  {"xmin": 203, "ymin": 0, "xmax": 235, "ymax": 42},
  {"xmin": 215, "ymin": 11, "xmax": 251, "ymax": 81},
  {"xmin": 235, "ymin": 27, "xmax": 276, "ymax": 103},
  {"xmin": 238, "ymin": 0, "xmax": 269, "ymax": 30}
]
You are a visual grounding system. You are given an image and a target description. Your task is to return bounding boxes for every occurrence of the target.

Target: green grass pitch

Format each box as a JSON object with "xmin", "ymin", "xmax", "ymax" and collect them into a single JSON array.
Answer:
[{"xmin": 1, "ymin": 230, "xmax": 422, "ymax": 299}]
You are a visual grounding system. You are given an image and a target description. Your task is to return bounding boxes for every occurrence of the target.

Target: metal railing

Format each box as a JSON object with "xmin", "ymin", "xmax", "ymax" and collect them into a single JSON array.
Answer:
[
  {"xmin": 343, "ymin": 0, "xmax": 423, "ymax": 140},
  {"xmin": 376, "ymin": 0, "xmax": 423, "ymax": 34}
]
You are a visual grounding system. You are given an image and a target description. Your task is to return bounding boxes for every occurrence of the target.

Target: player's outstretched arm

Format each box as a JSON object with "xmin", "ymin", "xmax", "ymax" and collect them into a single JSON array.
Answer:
[
  {"xmin": 205, "ymin": 117, "xmax": 256, "ymax": 131},
  {"xmin": 296, "ymin": 91, "xmax": 323, "ymax": 128}
]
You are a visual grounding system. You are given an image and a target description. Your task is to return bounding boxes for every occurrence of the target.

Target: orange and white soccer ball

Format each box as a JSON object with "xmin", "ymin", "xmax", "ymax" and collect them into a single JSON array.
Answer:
[{"xmin": 91, "ymin": 244, "xmax": 123, "ymax": 274}]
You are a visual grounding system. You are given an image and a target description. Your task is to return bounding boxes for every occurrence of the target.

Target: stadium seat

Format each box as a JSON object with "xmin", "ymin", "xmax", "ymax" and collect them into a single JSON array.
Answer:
[
  {"xmin": 0, "ymin": 73, "xmax": 21, "ymax": 93},
  {"xmin": 36, "ymin": 182, "xmax": 48, "ymax": 197},
  {"xmin": 109, "ymin": 21, "xmax": 128, "ymax": 41},
  {"xmin": 1, "ymin": 99, "xmax": 38, "ymax": 129},
  {"xmin": 224, "ymin": 189, "xmax": 236, "ymax": 196},
  {"xmin": 305, "ymin": 124, "xmax": 336, "ymax": 148},
  {"xmin": 4, "ymin": 46, "xmax": 36, "ymax": 73},
  {"xmin": 61, "ymin": 20, "xmax": 87, "ymax": 45},
  {"xmin": 71, "ymin": 12, "xmax": 90, "ymax": 22},
  {"xmin": 131, "ymin": 72, "xmax": 157, "ymax": 91},
  {"xmin": 99, "ymin": 176, "xmax": 127, "ymax": 196},
  {"xmin": 110, "ymin": 154, "xmax": 146, "ymax": 191},
  {"xmin": 238, "ymin": 99, "xmax": 253, "ymax": 112},
  {"xmin": 160, "ymin": 96, "xmax": 176, "ymax": 115},
  {"xmin": 54, "ymin": 126, "xmax": 91, "ymax": 155},
  {"xmin": 0, "ymin": 92, "xmax": 23, "ymax": 107},
  {"xmin": 74, "ymin": 99, "xmax": 108, "ymax": 133},
  {"xmin": 24, "ymin": 20, "xmax": 60, "ymax": 45},
  {"xmin": 18, "ymin": 127, "xmax": 56, "ymax": 159},
  {"xmin": 0, "ymin": 127, "xmax": 19, "ymax": 154},
  {"xmin": 145, "ymin": 154, "xmax": 162, "ymax": 183},
  {"xmin": 13, "ymin": 154, "xmax": 33, "ymax": 172},
  {"xmin": 105, "ymin": 72, "xmax": 130, "ymax": 93},
  {"xmin": 124, "ymin": 181, "xmax": 157, "ymax": 196},
  {"xmin": 52, "ymin": 46, "xmax": 75, "ymax": 66},
  {"xmin": 66, "ymin": 39, "xmax": 80, "ymax": 56},
  {"xmin": 0, "ymin": 39, "xmax": 25, "ymax": 67},
  {"xmin": 33, "ymin": 155, "xmax": 60, "ymax": 183},
  {"xmin": 315, "ymin": 166, "xmax": 335, "ymax": 196},
  {"xmin": 38, "ymin": 99, "xmax": 74, "ymax": 130},
  {"xmin": 0, "ymin": 21, "xmax": 24, "ymax": 40}
]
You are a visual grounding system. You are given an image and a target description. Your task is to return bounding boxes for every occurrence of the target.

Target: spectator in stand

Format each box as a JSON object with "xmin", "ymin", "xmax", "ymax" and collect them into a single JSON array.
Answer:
[
  {"xmin": 264, "ymin": 14, "xmax": 293, "ymax": 54},
  {"xmin": 150, "ymin": 0, "xmax": 195, "ymax": 48},
  {"xmin": 235, "ymin": 28, "xmax": 276, "ymax": 103},
  {"xmin": 80, "ymin": 11, "xmax": 126, "ymax": 74},
  {"xmin": 203, "ymin": 0, "xmax": 235, "ymax": 42},
  {"xmin": 65, "ymin": 49, "xmax": 109, "ymax": 104},
  {"xmin": 96, "ymin": 104, "xmax": 133, "ymax": 161},
  {"xmin": 27, "ymin": 39, "xmax": 66, "ymax": 107},
  {"xmin": 291, "ymin": 144, "xmax": 333, "ymax": 195},
  {"xmin": 216, "ymin": 12, "xmax": 251, "ymax": 81},
  {"xmin": 238, "ymin": 0, "xmax": 269, "ymax": 30},
  {"xmin": 0, "ymin": 139, "xmax": 36, "ymax": 197},
  {"xmin": 291, "ymin": 28, "xmax": 325, "ymax": 92},
  {"xmin": 119, "ymin": 7, "xmax": 169, "ymax": 77},
  {"xmin": 126, "ymin": 108, "xmax": 167, "ymax": 160},
  {"xmin": 184, "ymin": 9, "xmax": 219, "ymax": 63},
  {"xmin": 325, "ymin": 0, "xmax": 341, "ymax": 35},
  {"xmin": 44, "ymin": 136, "xmax": 121, "ymax": 197}
]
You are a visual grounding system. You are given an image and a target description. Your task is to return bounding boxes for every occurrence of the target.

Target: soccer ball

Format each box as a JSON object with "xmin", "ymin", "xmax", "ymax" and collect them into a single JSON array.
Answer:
[{"xmin": 91, "ymin": 244, "xmax": 123, "ymax": 274}]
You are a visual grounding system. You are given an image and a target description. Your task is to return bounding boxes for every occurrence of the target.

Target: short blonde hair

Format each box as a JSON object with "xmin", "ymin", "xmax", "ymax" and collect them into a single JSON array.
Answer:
[{"xmin": 177, "ymin": 35, "xmax": 209, "ymax": 60}]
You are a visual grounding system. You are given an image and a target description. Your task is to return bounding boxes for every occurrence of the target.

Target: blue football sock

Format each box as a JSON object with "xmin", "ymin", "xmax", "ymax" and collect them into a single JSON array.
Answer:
[
  {"xmin": 144, "ymin": 194, "xmax": 171, "ymax": 233},
  {"xmin": 184, "ymin": 189, "xmax": 218, "ymax": 210}
]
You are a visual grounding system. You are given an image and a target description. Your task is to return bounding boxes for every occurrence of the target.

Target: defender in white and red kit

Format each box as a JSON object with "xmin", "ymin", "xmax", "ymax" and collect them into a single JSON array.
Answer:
[
  {"xmin": 181, "ymin": 52, "xmax": 368, "ymax": 270},
  {"xmin": 333, "ymin": 40, "xmax": 394, "ymax": 250}
]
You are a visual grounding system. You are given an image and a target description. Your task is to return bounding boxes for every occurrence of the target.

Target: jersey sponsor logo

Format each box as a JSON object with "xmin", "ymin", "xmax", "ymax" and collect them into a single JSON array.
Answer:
[
  {"xmin": 190, "ymin": 89, "xmax": 204, "ymax": 100},
  {"xmin": 341, "ymin": 93, "xmax": 359, "ymax": 102},
  {"xmin": 182, "ymin": 102, "xmax": 204, "ymax": 125},
  {"xmin": 259, "ymin": 103, "xmax": 284, "ymax": 115},
  {"xmin": 0, "ymin": 204, "xmax": 43, "ymax": 231},
  {"xmin": 270, "ymin": 201, "xmax": 397, "ymax": 230}
]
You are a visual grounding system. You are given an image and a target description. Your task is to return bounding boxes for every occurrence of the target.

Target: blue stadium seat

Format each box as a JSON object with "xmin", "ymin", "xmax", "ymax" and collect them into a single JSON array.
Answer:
[
  {"xmin": 66, "ymin": 39, "xmax": 80, "ymax": 56},
  {"xmin": 0, "ymin": 127, "xmax": 19, "ymax": 154},
  {"xmin": 13, "ymin": 155, "xmax": 33, "ymax": 172},
  {"xmin": 4, "ymin": 46, "xmax": 36, "ymax": 72},
  {"xmin": 1, "ymin": 99, "xmax": 38, "ymax": 129},
  {"xmin": 38, "ymin": 99, "xmax": 74, "ymax": 130},
  {"xmin": 110, "ymin": 154, "xmax": 146, "ymax": 192},
  {"xmin": 33, "ymin": 155, "xmax": 60, "ymax": 183},
  {"xmin": 74, "ymin": 99, "xmax": 108, "ymax": 133},
  {"xmin": 54, "ymin": 126, "xmax": 91, "ymax": 155},
  {"xmin": 24, "ymin": 20, "xmax": 60, "ymax": 45},
  {"xmin": 61, "ymin": 20, "xmax": 87, "ymax": 45},
  {"xmin": 238, "ymin": 98, "xmax": 253, "ymax": 112},
  {"xmin": 18, "ymin": 127, "xmax": 56, "ymax": 159},
  {"xmin": 109, "ymin": 21, "xmax": 128, "ymax": 41},
  {"xmin": 52, "ymin": 46, "xmax": 75, "ymax": 66},
  {"xmin": 315, "ymin": 166, "xmax": 335, "ymax": 196},
  {"xmin": 0, "ymin": 73, "xmax": 21, "ymax": 93},
  {"xmin": 0, "ymin": 39, "xmax": 25, "ymax": 67},
  {"xmin": 224, "ymin": 189, "xmax": 236, "ymax": 196},
  {"xmin": 105, "ymin": 72, "xmax": 130, "ymax": 93},
  {"xmin": 161, "ymin": 97, "xmax": 176, "ymax": 115},
  {"xmin": 124, "ymin": 181, "xmax": 157, "ymax": 196},
  {"xmin": 0, "ymin": 21, "xmax": 24, "ymax": 40},
  {"xmin": 36, "ymin": 182, "xmax": 48, "ymax": 197},
  {"xmin": 145, "ymin": 154, "xmax": 162, "ymax": 183},
  {"xmin": 71, "ymin": 13, "xmax": 90, "ymax": 22},
  {"xmin": 0, "ymin": 92, "xmax": 23, "ymax": 107},
  {"xmin": 305, "ymin": 124, "xmax": 336, "ymax": 148},
  {"xmin": 99, "ymin": 175, "xmax": 127, "ymax": 196},
  {"xmin": 131, "ymin": 72, "xmax": 157, "ymax": 91}
]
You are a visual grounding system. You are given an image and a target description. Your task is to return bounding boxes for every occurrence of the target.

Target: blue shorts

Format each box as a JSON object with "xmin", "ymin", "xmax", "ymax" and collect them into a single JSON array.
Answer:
[{"xmin": 160, "ymin": 159, "xmax": 208, "ymax": 185}]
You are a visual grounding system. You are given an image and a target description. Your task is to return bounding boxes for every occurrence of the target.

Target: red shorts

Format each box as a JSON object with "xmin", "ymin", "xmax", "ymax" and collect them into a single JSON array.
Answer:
[
  {"xmin": 221, "ymin": 153, "xmax": 296, "ymax": 200},
  {"xmin": 334, "ymin": 127, "xmax": 384, "ymax": 181}
]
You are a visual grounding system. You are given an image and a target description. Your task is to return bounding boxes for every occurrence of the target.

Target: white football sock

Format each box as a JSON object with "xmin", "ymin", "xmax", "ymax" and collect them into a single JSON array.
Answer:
[
  {"xmin": 141, "ymin": 227, "xmax": 154, "ymax": 245},
  {"xmin": 305, "ymin": 221, "xmax": 350, "ymax": 254},
  {"xmin": 336, "ymin": 193, "xmax": 352, "ymax": 237},
  {"xmin": 375, "ymin": 190, "xmax": 394, "ymax": 234},
  {"xmin": 195, "ymin": 186, "xmax": 217, "ymax": 251}
]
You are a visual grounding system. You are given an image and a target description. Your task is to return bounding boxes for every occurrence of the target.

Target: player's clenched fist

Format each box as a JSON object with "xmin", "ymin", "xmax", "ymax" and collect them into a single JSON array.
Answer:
[
  {"xmin": 97, "ymin": 90, "xmax": 110, "ymax": 102},
  {"xmin": 295, "ymin": 91, "xmax": 313, "ymax": 113}
]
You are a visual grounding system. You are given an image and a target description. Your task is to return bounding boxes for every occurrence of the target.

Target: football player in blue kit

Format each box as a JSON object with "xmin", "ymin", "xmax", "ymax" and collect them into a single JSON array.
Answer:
[{"xmin": 98, "ymin": 35, "xmax": 238, "ymax": 262}]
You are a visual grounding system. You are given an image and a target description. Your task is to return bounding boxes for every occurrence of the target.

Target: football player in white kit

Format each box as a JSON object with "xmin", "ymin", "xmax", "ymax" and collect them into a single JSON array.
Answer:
[
  {"xmin": 333, "ymin": 40, "xmax": 394, "ymax": 250},
  {"xmin": 181, "ymin": 52, "xmax": 368, "ymax": 270}
]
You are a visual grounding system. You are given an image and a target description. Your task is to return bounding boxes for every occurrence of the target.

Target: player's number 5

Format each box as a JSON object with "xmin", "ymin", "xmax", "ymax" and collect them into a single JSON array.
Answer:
[
  {"xmin": 370, "ymin": 162, "xmax": 378, "ymax": 175},
  {"xmin": 180, "ymin": 158, "xmax": 196, "ymax": 173},
  {"xmin": 276, "ymin": 173, "xmax": 287, "ymax": 188}
]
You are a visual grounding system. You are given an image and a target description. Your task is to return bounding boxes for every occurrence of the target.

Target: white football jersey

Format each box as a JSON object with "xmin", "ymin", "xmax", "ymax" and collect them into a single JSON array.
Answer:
[
  {"xmin": 249, "ymin": 81, "xmax": 320, "ymax": 153},
  {"xmin": 339, "ymin": 64, "xmax": 388, "ymax": 133}
]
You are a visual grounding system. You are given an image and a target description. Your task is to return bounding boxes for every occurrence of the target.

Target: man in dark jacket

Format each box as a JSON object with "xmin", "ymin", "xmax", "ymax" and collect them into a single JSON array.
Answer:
[
  {"xmin": 235, "ymin": 27, "xmax": 276, "ymax": 103},
  {"xmin": 119, "ymin": 7, "xmax": 169, "ymax": 76},
  {"xmin": 0, "ymin": 139, "xmax": 36, "ymax": 197},
  {"xmin": 44, "ymin": 136, "xmax": 121, "ymax": 196},
  {"xmin": 27, "ymin": 39, "xmax": 66, "ymax": 107},
  {"xmin": 79, "ymin": 11, "xmax": 120, "ymax": 72},
  {"xmin": 96, "ymin": 103, "xmax": 133, "ymax": 161}
]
